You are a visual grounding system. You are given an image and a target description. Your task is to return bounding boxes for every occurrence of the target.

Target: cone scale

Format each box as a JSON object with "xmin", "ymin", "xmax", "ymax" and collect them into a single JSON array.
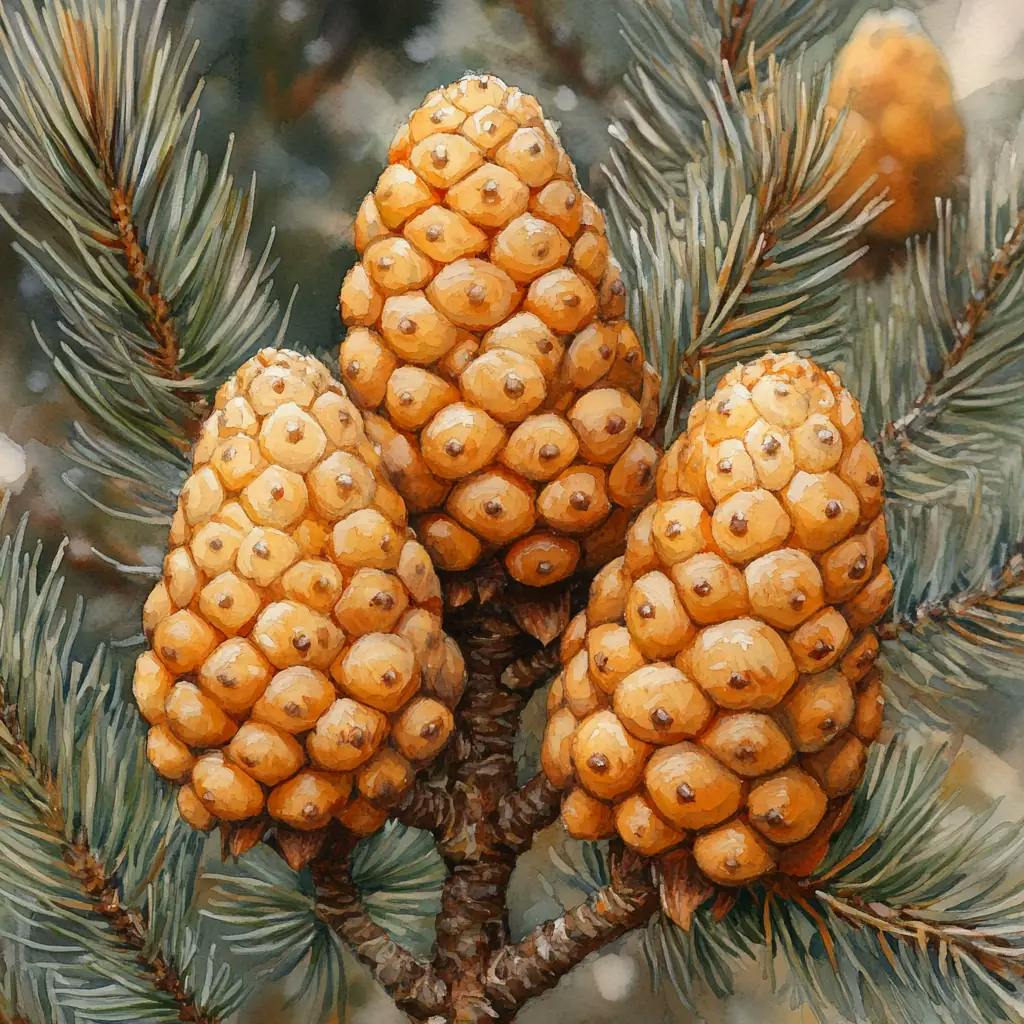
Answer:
[
  {"xmin": 339, "ymin": 74, "xmax": 661, "ymax": 587},
  {"xmin": 134, "ymin": 349, "xmax": 465, "ymax": 843},
  {"xmin": 542, "ymin": 353, "xmax": 891, "ymax": 887}
]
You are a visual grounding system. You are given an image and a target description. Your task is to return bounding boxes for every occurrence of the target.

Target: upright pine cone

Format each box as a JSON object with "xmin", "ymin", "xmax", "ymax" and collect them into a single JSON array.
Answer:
[
  {"xmin": 827, "ymin": 9, "xmax": 964, "ymax": 247},
  {"xmin": 339, "ymin": 74, "xmax": 660, "ymax": 587},
  {"xmin": 543, "ymin": 354, "xmax": 890, "ymax": 887},
  {"xmin": 134, "ymin": 349, "xmax": 465, "ymax": 843}
]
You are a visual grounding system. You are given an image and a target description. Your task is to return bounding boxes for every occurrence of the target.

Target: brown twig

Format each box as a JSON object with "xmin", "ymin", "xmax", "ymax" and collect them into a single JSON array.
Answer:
[
  {"xmin": 495, "ymin": 773, "xmax": 562, "ymax": 854},
  {"xmin": 719, "ymin": 1, "xmax": 756, "ymax": 73},
  {"xmin": 881, "ymin": 208, "xmax": 1024, "ymax": 453},
  {"xmin": 1, "ymin": 690, "xmax": 209, "ymax": 1023},
  {"xmin": 818, "ymin": 892, "xmax": 1024, "ymax": 982},
  {"xmin": 509, "ymin": 0, "xmax": 607, "ymax": 100},
  {"xmin": 483, "ymin": 857, "xmax": 659, "ymax": 1016},
  {"xmin": 312, "ymin": 845, "xmax": 446, "ymax": 1021},
  {"xmin": 59, "ymin": 11, "xmax": 204, "ymax": 437}
]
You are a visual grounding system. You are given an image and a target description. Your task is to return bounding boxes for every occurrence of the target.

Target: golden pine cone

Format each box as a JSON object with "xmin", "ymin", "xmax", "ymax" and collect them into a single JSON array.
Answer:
[
  {"xmin": 134, "ymin": 348, "xmax": 465, "ymax": 838},
  {"xmin": 542, "ymin": 353, "xmax": 890, "ymax": 886},
  {"xmin": 338, "ymin": 74, "xmax": 661, "ymax": 587},
  {"xmin": 826, "ymin": 10, "xmax": 965, "ymax": 246}
]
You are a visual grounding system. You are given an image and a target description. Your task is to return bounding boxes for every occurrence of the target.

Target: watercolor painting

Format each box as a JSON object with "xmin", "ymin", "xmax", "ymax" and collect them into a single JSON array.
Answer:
[{"xmin": 0, "ymin": 1, "xmax": 1023, "ymax": 1022}]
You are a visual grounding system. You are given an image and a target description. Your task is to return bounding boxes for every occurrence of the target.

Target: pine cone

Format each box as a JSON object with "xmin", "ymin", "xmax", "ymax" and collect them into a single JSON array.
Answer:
[
  {"xmin": 134, "ymin": 349, "xmax": 465, "ymax": 839},
  {"xmin": 542, "ymin": 353, "xmax": 890, "ymax": 886},
  {"xmin": 826, "ymin": 10, "xmax": 964, "ymax": 247},
  {"xmin": 339, "ymin": 74, "xmax": 660, "ymax": 587}
]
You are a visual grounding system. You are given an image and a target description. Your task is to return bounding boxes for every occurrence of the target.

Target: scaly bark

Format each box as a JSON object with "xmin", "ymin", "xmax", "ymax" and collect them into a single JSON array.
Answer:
[
  {"xmin": 484, "ymin": 860, "xmax": 659, "ymax": 1017},
  {"xmin": 431, "ymin": 607, "xmax": 533, "ymax": 1024},
  {"xmin": 312, "ymin": 847, "xmax": 446, "ymax": 1021}
]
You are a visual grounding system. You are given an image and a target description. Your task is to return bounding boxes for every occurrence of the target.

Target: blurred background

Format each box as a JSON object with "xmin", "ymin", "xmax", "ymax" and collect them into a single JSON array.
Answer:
[{"xmin": 1, "ymin": 1, "xmax": 1023, "ymax": 1020}]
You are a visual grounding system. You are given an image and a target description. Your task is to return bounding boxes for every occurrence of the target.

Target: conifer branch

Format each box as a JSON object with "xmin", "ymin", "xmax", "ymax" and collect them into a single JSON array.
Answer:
[
  {"xmin": 495, "ymin": 773, "xmax": 562, "ymax": 853},
  {"xmin": 312, "ymin": 848, "xmax": 446, "ymax": 1021},
  {"xmin": 0, "ymin": 0, "xmax": 282, "ymax": 529},
  {"xmin": 609, "ymin": 57, "xmax": 884, "ymax": 439},
  {"xmin": 484, "ymin": 861, "xmax": 659, "ymax": 1017}
]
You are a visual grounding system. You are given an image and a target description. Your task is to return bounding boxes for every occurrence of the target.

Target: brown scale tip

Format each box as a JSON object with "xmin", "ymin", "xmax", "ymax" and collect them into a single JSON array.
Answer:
[
  {"xmin": 606, "ymin": 415, "xmax": 626, "ymax": 435},
  {"xmin": 398, "ymin": 317, "xmax": 417, "ymax": 335},
  {"xmin": 858, "ymin": 648, "xmax": 877, "ymax": 667},
  {"xmin": 337, "ymin": 473, "xmax": 354, "ymax": 491},
  {"xmin": 561, "ymin": 292, "xmax": 580, "ymax": 308},
  {"xmin": 484, "ymin": 499, "xmax": 503, "ymax": 517},
  {"xmin": 432, "ymin": 144, "xmax": 449, "ymax": 167},
  {"xmin": 221, "ymin": 446, "xmax": 236, "ymax": 462},
  {"xmin": 598, "ymin": 345, "xmax": 613, "ymax": 360},
  {"xmin": 762, "ymin": 435, "xmax": 781, "ymax": 455},
  {"xmin": 253, "ymin": 541, "xmax": 270, "ymax": 559},
  {"xmin": 484, "ymin": 120, "xmax": 498, "ymax": 135},
  {"xmin": 665, "ymin": 521, "xmax": 682, "ymax": 538},
  {"xmin": 728, "ymin": 672, "xmax": 749, "ymax": 690},
  {"xmin": 650, "ymin": 707, "xmax": 674, "ymax": 729},
  {"xmin": 637, "ymin": 602, "xmax": 655, "ymax": 619},
  {"xmin": 287, "ymin": 421, "xmax": 305, "ymax": 442},
  {"xmin": 693, "ymin": 580, "xmax": 712, "ymax": 597},
  {"xmin": 765, "ymin": 808, "xmax": 785, "ymax": 825},
  {"xmin": 625, "ymin": 350, "xmax": 638, "ymax": 364},
  {"xmin": 820, "ymin": 717, "xmax": 836, "ymax": 732},
  {"xmin": 817, "ymin": 428, "xmax": 835, "ymax": 445},
  {"xmin": 536, "ymin": 338, "xmax": 554, "ymax": 354},
  {"xmin": 444, "ymin": 439, "xmax": 465, "ymax": 457},
  {"xmin": 217, "ymin": 672, "xmax": 237, "ymax": 688},
  {"xmin": 587, "ymin": 753, "xmax": 610, "ymax": 773},
  {"xmin": 430, "ymin": 110, "xmax": 444, "ymax": 124},
  {"xmin": 302, "ymin": 803, "xmax": 319, "ymax": 820},
  {"xmin": 272, "ymin": 378, "xmax": 286, "ymax": 394},
  {"xmin": 292, "ymin": 634, "xmax": 312, "ymax": 653},
  {"xmin": 676, "ymin": 782, "xmax": 696, "ymax": 803},
  {"xmin": 270, "ymin": 485, "xmax": 285, "ymax": 500},
  {"xmin": 790, "ymin": 592, "xmax": 806, "ymax": 610},
  {"xmin": 382, "ymin": 669, "xmax": 398, "ymax": 686},
  {"xmin": 849, "ymin": 555, "xmax": 868, "ymax": 579},
  {"xmin": 284, "ymin": 701, "xmax": 303, "ymax": 717},
  {"xmin": 241, "ymin": 754, "xmax": 257, "ymax": 767},
  {"xmin": 467, "ymin": 284, "xmax": 487, "ymax": 305},
  {"xmin": 810, "ymin": 640, "xmax": 834, "ymax": 660},
  {"xmin": 538, "ymin": 443, "xmax": 560, "ymax": 461},
  {"xmin": 504, "ymin": 374, "xmax": 525, "ymax": 397},
  {"xmin": 735, "ymin": 744, "xmax": 755, "ymax": 762},
  {"xmin": 399, "ymin": 391, "xmax": 414, "ymax": 406},
  {"xmin": 569, "ymin": 490, "xmax": 591, "ymax": 511},
  {"xmin": 536, "ymin": 243, "xmax": 550, "ymax": 258},
  {"xmin": 866, "ymin": 472, "xmax": 881, "ymax": 487},
  {"xmin": 537, "ymin": 561, "xmax": 553, "ymax": 576},
  {"xmin": 724, "ymin": 856, "xmax": 740, "ymax": 871},
  {"xmin": 716, "ymin": 400, "xmax": 731, "ymax": 416},
  {"xmin": 209, "ymin": 538, "xmax": 223, "ymax": 551},
  {"xmin": 421, "ymin": 720, "xmax": 442, "ymax": 739},
  {"xmin": 610, "ymin": 280, "xmax": 626, "ymax": 296},
  {"xmin": 371, "ymin": 591, "xmax": 395, "ymax": 610},
  {"xmin": 426, "ymin": 224, "xmax": 443, "ymax": 242},
  {"xmin": 346, "ymin": 360, "xmax": 361, "ymax": 378},
  {"xmin": 528, "ymin": 141, "xmax": 542, "ymax": 156},
  {"xmin": 594, "ymin": 652, "xmax": 609, "ymax": 671},
  {"xmin": 718, "ymin": 459, "xmax": 733, "ymax": 474},
  {"xmin": 349, "ymin": 727, "xmax": 366, "ymax": 749},
  {"xmin": 482, "ymin": 179, "xmax": 500, "ymax": 198},
  {"xmin": 774, "ymin": 384, "xmax": 789, "ymax": 397},
  {"xmin": 377, "ymin": 256, "xmax": 394, "ymax": 271},
  {"xmin": 217, "ymin": 594, "xmax": 233, "ymax": 609},
  {"xmin": 729, "ymin": 513, "xmax": 749, "ymax": 536},
  {"xmin": 825, "ymin": 500, "xmax": 842, "ymax": 519},
  {"xmin": 565, "ymin": 193, "xmax": 577, "ymax": 209}
]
